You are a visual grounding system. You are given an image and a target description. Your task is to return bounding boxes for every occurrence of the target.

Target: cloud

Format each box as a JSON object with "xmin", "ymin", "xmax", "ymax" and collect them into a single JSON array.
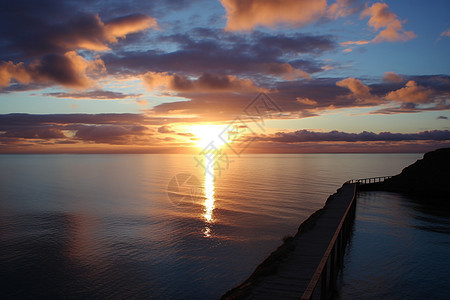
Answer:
[
  {"xmin": 258, "ymin": 129, "xmax": 450, "ymax": 143},
  {"xmin": 0, "ymin": 113, "xmax": 159, "ymax": 146},
  {"xmin": 2, "ymin": 12, "xmax": 157, "ymax": 57},
  {"xmin": 260, "ymin": 63, "xmax": 310, "ymax": 80},
  {"xmin": 341, "ymin": 40, "xmax": 370, "ymax": 46},
  {"xmin": 336, "ymin": 77, "xmax": 377, "ymax": 102},
  {"xmin": 148, "ymin": 75, "xmax": 450, "ymax": 119},
  {"xmin": 372, "ymin": 102, "xmax": 450, "ymax": 115},
  {"xmin": 296, "ymin": 98, "xmax": 317, "ymax": 105},
  {"xmin": 220, "ymin": 0, "xmax": 327, "ymax": 31},
  {"xmin": 0, "ymin": 113, "xmax": 203, "ymax": 151},
  {"xmin": 385, "ymin": 81, "xmax": 432, "ymax": 104},
  {"xmin": 0, "ymin": 61, "xmax": 32, "ymax": 88},
  {"xmin": 342, "ymin": 2, "xmax": 416, "ymax": 47},
  {"xmin": 2, "ymin": 127, "xmax": 66, "ymax": 139},
  {"xmin": 0, "ymin": 51, "xmax": 105, "ymax": 89},
  {"xmin": 104, "ymin": 14, "xmax": 158, "ymax": 44},
  {"xmin": 158, "ymin": 125, "xmax": 175, "ymax": 134},
  {"xmin": 254, "ymin": 31, "xmax": 336, "ymax": 54},
  {"xmin": 383, "ymin": 71, "xmax": 404, "ymax": 83},
  {"xmin": 44, "ymin": 90, "xmax": 143, "ymax": 100},
  {"xmin": 361, "ymin": 2, "xmax": 416, "ymax": 43},
  {"xmin": 440, "ymin": 29, "xmax": 450, "ymax": 37},
  {"xmin": 74, "ymin": 124, "xmax": 149, "ymax": 144},
  {"xmin": 104, "ymin": 30, "xmax": 335, "ymax": 80},
  {"xmin": 0, "ymin": 113, "xmax": 152, "ymax": 127},
  {"xmin": 0, "ymin": 9, "xmax": 157, "ymax": 90},
  {"xmin": 327, "ymin": 0, "xmax": 361, "ymax": 19},
  {"xmin": 57, "ymin": 13, "xmax": 157, "ymax": 51},
  {"xmin": 142, "ymin": 72, "xmax": 265, "ymax": 92},
  {"xmin": 150, "ymin": 91, "xmax": 266, "ymax": 119}
]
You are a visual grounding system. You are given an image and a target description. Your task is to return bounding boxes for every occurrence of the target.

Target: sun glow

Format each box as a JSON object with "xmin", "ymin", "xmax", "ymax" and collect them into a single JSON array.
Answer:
[{"xmin": 190, "ymin": 124, "xmax": 229, "ymax": 148}]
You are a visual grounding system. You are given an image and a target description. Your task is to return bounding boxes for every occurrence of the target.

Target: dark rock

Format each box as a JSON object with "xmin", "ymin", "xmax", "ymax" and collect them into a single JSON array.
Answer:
[{"xmin": 381, "ymin": 148, "xmax": 450, "ymax": 196}]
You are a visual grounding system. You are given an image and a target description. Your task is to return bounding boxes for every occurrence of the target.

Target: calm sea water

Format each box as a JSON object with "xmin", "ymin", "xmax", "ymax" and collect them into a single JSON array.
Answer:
[
  {"xmin": 0, "ymin": 153, "xmax": 423, "ymax": 299},
  {"xmin": 337, "ymin": 191, "xmax": 450, "ymax": 300}
]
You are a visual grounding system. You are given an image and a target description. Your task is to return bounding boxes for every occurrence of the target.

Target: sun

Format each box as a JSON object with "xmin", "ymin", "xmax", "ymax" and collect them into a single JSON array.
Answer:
[{"xmin": 190, "ymin": 124, "xmax": 229, "ymax": 148}]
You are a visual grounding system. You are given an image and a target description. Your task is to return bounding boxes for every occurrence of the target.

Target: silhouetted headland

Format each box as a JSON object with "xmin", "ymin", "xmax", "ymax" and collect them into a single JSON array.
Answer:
[{"xmin": 360, "ymin": 148, "xmax": 450, "ymax": 197}]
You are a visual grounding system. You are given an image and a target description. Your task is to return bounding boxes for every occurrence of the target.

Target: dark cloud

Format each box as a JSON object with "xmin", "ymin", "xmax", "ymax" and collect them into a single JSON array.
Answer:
[
  {"xmin": 257, "ymin": 129, "xmax": 450, "ymax": 143},
  {"xmin": 0, "ymin": 0, "xmax": 187, "ymax": 61},
  {"xmin": 2, "ymin": 127, "xmax": 66, "ymax": 139},
  {"xmin": 255, "ymin": 32, "xmax": 336, "ymax": 55},
  {"xmin": 0, "ymin": 0, "xmax": 336, "ymax": 90},
  {"xmin": 0, "ymin": 113, "xmax": 147, "ymax": 127},
  {"xmin": 0, "ymin": 11, "xmax": 155, "ymax": 60},
  {"xmin": 44, "ymin": 90, "xmax": 142, "ymax": 100},
  {"xmin": 0, "ymin": 0, "xmax": 159, "ymax": 90},
  {"xmin": 74, "ymin": 124, "xmax": 148, "ymax": 144},
  {"xmin": 0, "ymin": 113, "xmax": 201, "ymax": 146},
  {"xmin": 371, "ymin": 101, "xmax": 450, "ymax": 115},
  {"xmin": 0, "ymin": 113, "xmax": 160, "ymax": 145},
  {"xmin": 104, "ymin": 30, "xmax": 335, "ymax": 78},
  {"xmin": 143, "ymin": 72, "xmax": 264, "ymax": 92},
  {"xmin": 0, "ymin": 51, "xmax": 106, "ymax": 89}
]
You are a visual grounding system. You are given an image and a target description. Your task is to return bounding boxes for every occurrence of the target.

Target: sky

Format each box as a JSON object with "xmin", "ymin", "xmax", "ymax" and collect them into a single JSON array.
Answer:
[{"xmin": 0, "ymin": 0, "xmax": 449, "ymax": 153}]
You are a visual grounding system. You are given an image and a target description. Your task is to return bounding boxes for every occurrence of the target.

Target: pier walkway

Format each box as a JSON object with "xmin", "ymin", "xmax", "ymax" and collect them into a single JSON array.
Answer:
[
  {"xmin": 223, "ymin": 176, "xmax": 396, "ymax": 300},
  {"xmin": 249, "ymin": 184, "xmax": 356, "ymax": 299},
  {"xmin": 223, "ymin": 183, "xmax": 357, "ymax": 300}
]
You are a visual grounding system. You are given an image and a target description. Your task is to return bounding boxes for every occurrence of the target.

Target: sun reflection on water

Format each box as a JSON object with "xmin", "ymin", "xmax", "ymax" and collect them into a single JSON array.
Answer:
[{"xmin": 203, "ymin": 153, "xmax": 215, "ymax": 237}]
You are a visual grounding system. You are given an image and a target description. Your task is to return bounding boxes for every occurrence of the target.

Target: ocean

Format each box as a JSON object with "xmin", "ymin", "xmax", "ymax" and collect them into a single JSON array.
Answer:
[
  {"xmin": 1, "ymin": 153, "xmax": 440, "ymax": 299},
  {"xmin": 337, "ymin": 191, "xmax": 450, "ymax": 300}
]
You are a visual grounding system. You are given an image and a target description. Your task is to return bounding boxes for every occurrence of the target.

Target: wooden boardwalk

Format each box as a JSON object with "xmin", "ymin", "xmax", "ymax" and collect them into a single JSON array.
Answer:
[{"xmin": 223, "ymin": 183, "xmax": 357, "ymax": 300}]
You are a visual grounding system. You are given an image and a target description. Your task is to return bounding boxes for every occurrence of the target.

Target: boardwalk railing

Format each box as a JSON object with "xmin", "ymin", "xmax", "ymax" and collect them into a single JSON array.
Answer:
[
  {"xmin": 301, "ymin": 184, "xmax": 357, "ymax": 300},
  {"xmin": 346, "ymin": 176, "xmax": 392, "ymax": 185}
]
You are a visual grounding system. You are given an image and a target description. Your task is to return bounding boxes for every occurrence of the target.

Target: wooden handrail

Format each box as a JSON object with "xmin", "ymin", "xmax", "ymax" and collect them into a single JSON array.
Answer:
[{"xmin": 301, "ymin": 184, "xmax": 357, "ymax": 300}]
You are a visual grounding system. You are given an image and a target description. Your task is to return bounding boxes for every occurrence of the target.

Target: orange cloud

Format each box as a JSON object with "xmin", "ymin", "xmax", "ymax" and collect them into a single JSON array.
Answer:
[
  {"xmin": 296, "ymin": 97, "xmax": 317, "ymax": 105},
  {"xmin": 261, "ymin": 63, "xmax": 310, "ymax": 80},
  {"xmin": 440, "ymin": 29, "xmax": 450, "ymax": 37},
  {"xmin": 385, "ymin": 81, "xmax": 432, "ymax": 103},
  {"xmin": 0, "ymin": 61, "xmax": 32, "ymax": 87},
  {"xmin": 361, "ymin": 2, "xmax": 416, "ymax": 43},
  {"xmin": 340, "ymin": 40, "xmax": 370, "ymax": 46},
  {"xmin": 336, "ymin": 77, "xmax": 373, "ymax": 101},
  {"xmin": 341, "ymin": 2, "xmax": 416, "ymax": 47},
  {"xmin": 220, "ymin": 0, "xmax": 326, "ymax": 31},
  {"xmin": 104, "ymin": 14, "xmax": 158, "ymax": 43},
  {"xmin": 383, "ymin": 71, "xmax": 404, "ymax": 83},
  {"xmin": 142, "ymin": 72, "xmax": 265, "ymax": 93},
  {"xmin": 327, "ymin": 0, "xmax": 360, "ymax": 19},
  {"xmin": 0, "ymin": 51, "xmax": 105, "ymax": 89},
  {"xmin": 55, "ymin": 14, "xmax": 158, "ymax": 51}
]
